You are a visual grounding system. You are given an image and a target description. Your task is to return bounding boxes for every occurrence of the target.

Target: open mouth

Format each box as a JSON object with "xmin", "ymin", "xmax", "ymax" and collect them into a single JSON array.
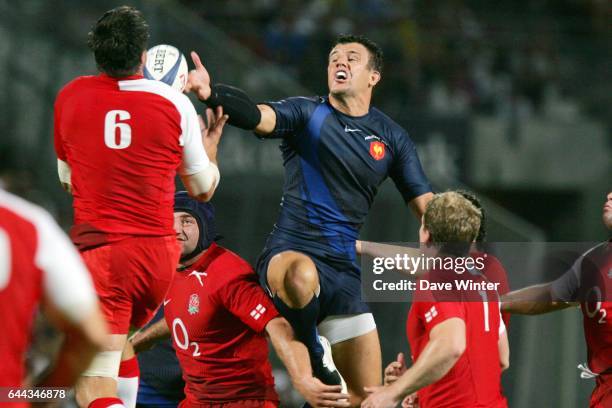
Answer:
[{"xmin": 335, "ymin": 70, "xmax": 348, "ymax": 82}]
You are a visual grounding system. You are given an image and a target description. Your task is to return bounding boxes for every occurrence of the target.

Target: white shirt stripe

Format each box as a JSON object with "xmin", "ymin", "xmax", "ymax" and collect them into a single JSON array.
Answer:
[
  {"xmin": 0, "ymin": 190, "xmax": 97, "ymax": 323},
  {"xmin": 118, "ymin": 78, "xmax": 210, "ymax": 176}
]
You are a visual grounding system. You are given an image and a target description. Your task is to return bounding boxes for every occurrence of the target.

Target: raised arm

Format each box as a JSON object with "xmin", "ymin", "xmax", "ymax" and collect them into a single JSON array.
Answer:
[
  {"xmin": 185, "ymin": 51, "xmax": 277, "ymax": 137},
  {"xmin": 388, "ymin": 131, "xmax": 433, "ymax": 222},
  {"xmin": 255, "ymin": 104, "xmax": 277, "ymax": 136},
  {"xmin": 265, "ymin": 317, "xmax": 350, "ymax": 408},
  {"xmin": 180, "ymin": 105, "xmax": 227, "ymax": 202}
]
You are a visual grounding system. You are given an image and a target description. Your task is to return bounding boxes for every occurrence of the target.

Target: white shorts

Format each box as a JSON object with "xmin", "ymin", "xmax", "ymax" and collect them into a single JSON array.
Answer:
[{"xmin": 318, "ymin": 313, "xmax": 377, "ymax": 345}]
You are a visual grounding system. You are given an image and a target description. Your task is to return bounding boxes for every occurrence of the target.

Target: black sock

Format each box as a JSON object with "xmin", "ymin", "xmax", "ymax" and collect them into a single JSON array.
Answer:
[{"xmin": 273, "ymin": 295, "xmax": 324, "ymax": 360}]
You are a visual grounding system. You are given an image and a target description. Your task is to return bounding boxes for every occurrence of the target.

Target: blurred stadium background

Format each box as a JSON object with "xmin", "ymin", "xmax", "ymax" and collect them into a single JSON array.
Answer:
[{"xmin": 0, "ymin": 0, "xmax": 609, "ymax": 406}]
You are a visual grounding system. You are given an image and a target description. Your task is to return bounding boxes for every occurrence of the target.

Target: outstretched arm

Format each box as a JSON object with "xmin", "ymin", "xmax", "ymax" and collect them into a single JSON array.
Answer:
[
  {"xmin": 185, "ymin": 51, "xmax": 277, "ymax": 136},
  {"xmin": 254, "ymin": 104, "xmax": 277, "ymax": 135},
  {"xmin": 356, "ymin": 240, "xmax": 429, "ymax": 278},
  {"xmin": 265, "ymin": 317, "xmax": 350, "ymax": 408},
  {"xmin": 501, "ymin": 283, "xmax": 576, "ymax": 315},
  {"xmin": 357, "ymin": 241, "xmax": 422, "ymax": 259}
]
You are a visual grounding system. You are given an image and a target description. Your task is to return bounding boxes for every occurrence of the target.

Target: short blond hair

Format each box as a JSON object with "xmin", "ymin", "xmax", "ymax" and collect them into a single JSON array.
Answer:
[{"xmin": 424, "ymin": 192, "xmax": 482, "ymax": 243}]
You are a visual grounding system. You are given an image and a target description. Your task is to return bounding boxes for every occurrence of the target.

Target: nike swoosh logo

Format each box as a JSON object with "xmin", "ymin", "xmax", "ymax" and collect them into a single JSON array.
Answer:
[
  {"xmin": 163, "ymin": 299, "xmax": 171, "ymax": 306},
  {"xmin": 344, "ymin": 125, "xmax": 361, "ymax": 133}
]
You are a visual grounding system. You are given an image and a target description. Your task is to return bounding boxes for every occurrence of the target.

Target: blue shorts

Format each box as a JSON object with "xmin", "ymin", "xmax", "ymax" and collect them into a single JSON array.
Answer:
[
  {"xmin": 136, "ymin": 379, "xmax": 181, "ymax": 408},
  {"xmin": 255, "ymin": 244, "xmax": 370, "ymax": 322}
]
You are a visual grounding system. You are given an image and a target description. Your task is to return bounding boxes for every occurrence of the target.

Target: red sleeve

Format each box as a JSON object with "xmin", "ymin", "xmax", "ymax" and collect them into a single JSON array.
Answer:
[
  {"xmin": 54, "ymin": 89, "xmax": 67, "ymax": 161},
  {"xmin": 214, "ymin": 269, "xmax": 279, "ymax": 333},
  {"xmin": 417, "ymin": 301, "xmax": 465, "ymax": 336}
]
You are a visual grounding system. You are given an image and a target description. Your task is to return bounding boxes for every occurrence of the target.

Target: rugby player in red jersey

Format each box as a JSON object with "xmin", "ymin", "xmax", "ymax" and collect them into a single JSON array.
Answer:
[
  {"xmin": 53, "ymin": 6, "xmax": 223, "ymax": 408},
  {"xmin": 130, "ymin": 192, "xmax": 349, "ymax": 407},
  {"xmin": 357, "ymin": 189, "xmax": 511, "ymax": 329},
  {"xmin": 0, "ymin": 189, "xmax": 107, "ymax": 405},
  {"xmin": 363, "ymin": 192, "xmax": 509, "ymax": 408},
  {"xmin": 502, "ymin": 192, "xmax": 612, "ymax": 407}
]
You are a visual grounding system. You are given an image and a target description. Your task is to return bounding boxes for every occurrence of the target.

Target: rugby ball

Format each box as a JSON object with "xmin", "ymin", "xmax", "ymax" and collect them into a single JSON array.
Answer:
[{"xmin": 144, "ymin": 44, "xmax": 188, "ymax": 92}]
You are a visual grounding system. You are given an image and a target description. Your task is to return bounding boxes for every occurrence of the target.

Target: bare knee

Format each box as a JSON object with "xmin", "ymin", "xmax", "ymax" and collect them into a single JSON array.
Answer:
[
  {"xmin": 268, "ymin": 252, "xmax": 319, "ymax": 308},
  {"xmin": 284, "ymin": 258, "xmax": 317, "ymax": 291},
  {"xmin": 283, "ymin": 258, "xmax": 318, "ymax": 306}
]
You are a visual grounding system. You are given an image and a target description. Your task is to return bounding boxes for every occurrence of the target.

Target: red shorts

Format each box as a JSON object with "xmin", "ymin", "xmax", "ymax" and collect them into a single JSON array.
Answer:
[
  {"xmin": 81, "ymin": 235, "xmax": 180, "ymax": 334},
  {"xmin": 590, "ymin": 372, "xmax": 612, "ymax": 408}
]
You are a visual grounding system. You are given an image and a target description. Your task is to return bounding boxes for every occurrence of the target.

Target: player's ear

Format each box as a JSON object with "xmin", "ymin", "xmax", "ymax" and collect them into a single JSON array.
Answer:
[
  {"xmin": 419, "ymin": 223, "xmax": 431, "ymax": 243},
  {"xmin": 369, "ymin": 70, "xmax": 381, "ymax": 88},
  {"xmin": 140, "ymin": 50, "xmax": 147, "ymax": 66}
]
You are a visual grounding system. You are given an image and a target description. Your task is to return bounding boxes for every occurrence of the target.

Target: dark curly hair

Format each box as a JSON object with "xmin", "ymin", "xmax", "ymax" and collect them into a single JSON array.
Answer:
[
  {"xmin": 87, "ymin": 6, "xmax": 149, "ymax": 78},
  {"xmin": 456, "ymin": 189, "xmax": 487, "ymax": 242},
  {"xmin": 333, "ymin": 34, "xmax": 383, "ymax": 73}
]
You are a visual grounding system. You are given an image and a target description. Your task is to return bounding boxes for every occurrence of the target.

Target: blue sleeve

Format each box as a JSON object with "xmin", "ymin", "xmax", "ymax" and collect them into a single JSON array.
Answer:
[
  {"xmin": 263, "ymin": 96, "xmax": 316, "ymax": 139},
  {"xmin": 389, "ymin": 132, "xmax": 432, "ymax": 202}
]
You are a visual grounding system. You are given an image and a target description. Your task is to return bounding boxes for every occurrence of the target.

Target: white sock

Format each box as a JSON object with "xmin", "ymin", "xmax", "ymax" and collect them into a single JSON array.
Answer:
[{"xmin": 116, "ymin": 357, "xmax": 139, "ymax": 408}]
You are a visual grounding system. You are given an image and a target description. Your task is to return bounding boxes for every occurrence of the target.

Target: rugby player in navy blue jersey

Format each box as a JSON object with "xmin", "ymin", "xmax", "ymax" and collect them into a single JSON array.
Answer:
[{"xmin": 185, "ymin": 34, "xmax": 433, "ymax": 406}]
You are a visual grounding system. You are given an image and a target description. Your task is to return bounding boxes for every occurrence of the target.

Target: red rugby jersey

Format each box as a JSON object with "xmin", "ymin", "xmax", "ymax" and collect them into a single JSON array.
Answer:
[
  {"xmin": 54, "ymin": 74, "xmax": 209, "ymax": 249},
  {"xmin": 477, "ymin": 252, "xmax": 511, "ymax": 327},
  {"xmin": 552, "ymin": 241, "xmax": 612, "ymax": 374},
  {"xmin": 579, "ymin": 242, "xmax": 612, "ymax": 375},
  {"xmin": 407, "ymin": 282, "xmax": 507, "ymax": 408},
  {"xmin": 163, "ymin": 243, "xmax": 279, "ymax": 405},
  {"xmin": 0, "ymin": 190, "xmax": 97, "ymax": 391}
]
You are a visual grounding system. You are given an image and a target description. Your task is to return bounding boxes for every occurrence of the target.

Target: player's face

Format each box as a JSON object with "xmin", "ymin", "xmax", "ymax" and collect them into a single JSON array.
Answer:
[
  {"xmin": 603, "ymin": 192, "xmax": 612, "ymax": 230},
  {"xmin": 328, "ymin": 43, "xmax": 380, "ymax": 98},
  {"xmin": 174, "ymin": 211, "xmax": 200, "ymax": 256}
]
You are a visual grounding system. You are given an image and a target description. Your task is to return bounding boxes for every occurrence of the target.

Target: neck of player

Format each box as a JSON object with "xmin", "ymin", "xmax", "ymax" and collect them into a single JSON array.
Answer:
[
  {"xmin": 179, "ymin": 250, "xmax": 205, "ymax": 270},
  {"xmin": 329, "ymin": 92, "xmax": 371, "ymax": 117}
]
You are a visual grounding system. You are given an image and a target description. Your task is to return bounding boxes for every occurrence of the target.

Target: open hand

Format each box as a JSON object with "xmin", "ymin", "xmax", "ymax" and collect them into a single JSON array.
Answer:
[
  {"xmin": 199, "ymin": 106, "xmax": 228, "ymax": 164},
  {"xmin": 185, "ymin": 51, "xmax": 211, "ymax": 101}
]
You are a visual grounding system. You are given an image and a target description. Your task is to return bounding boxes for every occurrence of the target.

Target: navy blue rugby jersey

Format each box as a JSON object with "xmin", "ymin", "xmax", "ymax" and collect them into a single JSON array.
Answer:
[{"xmin": 263, "ymin": 96, "xmax": 431, "ymax": 261}]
